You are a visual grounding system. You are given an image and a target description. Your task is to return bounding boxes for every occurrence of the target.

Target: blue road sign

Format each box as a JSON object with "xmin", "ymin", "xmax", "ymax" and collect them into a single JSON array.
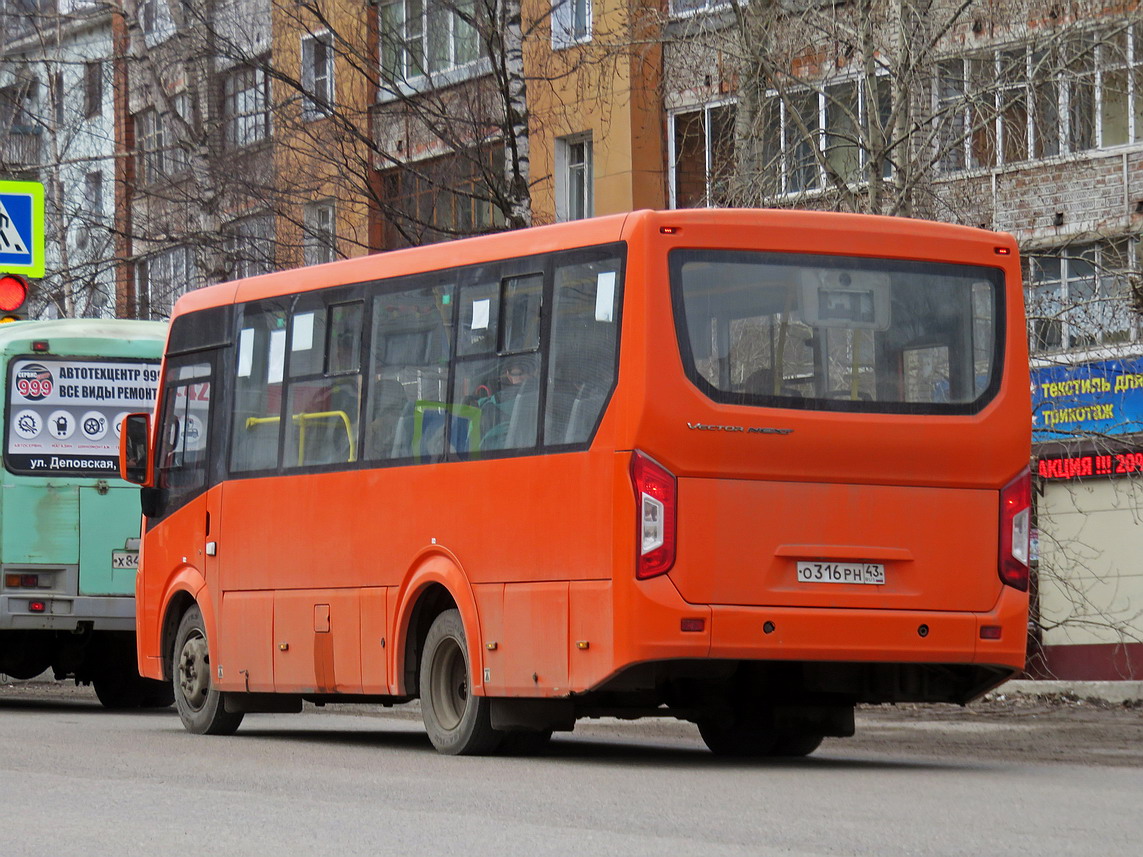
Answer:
[{"xmin": 0, "ymin": 181, "xmax": 45, "ymax": 278}]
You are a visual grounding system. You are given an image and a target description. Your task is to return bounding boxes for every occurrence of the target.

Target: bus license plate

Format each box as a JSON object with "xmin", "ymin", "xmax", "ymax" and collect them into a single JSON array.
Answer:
[
  {"xmin": 112, "ymin": 550, "xmax": 139, "ymax": 570},
  {"xmin": 796, "ymin": 561, "xmax": 885, "ymax": 585}
]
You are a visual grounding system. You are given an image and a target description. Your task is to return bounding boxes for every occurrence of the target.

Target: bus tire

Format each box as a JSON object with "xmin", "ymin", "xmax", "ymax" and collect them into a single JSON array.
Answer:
[
  {"xmin": 419, "ymin": 609, "xmax": 500, "ymax": 755},
  {"xmin": 138, "ymin": 677, "xmax": 175, "ymax": 709},
  {"xmin": 93, "ymin": 672, "xmax": 145, "ymax": 710},
  {"xmin": 173, "ymin": 605, "xmax": 243, "ymax": 735},
  {"xmin": 769, "ymin": 732, "xmax": 824, "ymax": 757},
  {"xmin": 498, "ymin": 730, "xmax": 553, "ymax": 756},
  {"xmin": 697, "ymin": 713, "xmax": 777, "ymax": 757}
]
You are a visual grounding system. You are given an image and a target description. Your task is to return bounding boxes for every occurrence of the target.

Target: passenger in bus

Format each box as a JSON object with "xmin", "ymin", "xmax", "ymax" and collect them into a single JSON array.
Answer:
[{"xmin": 478, "ymin": 354, "xmax": 538, "ymax": 449}]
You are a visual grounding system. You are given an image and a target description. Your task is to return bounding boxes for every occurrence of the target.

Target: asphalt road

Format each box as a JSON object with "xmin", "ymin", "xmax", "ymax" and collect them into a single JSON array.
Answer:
[{"xmin": 1, "ymin": 682, "xmax": 1140, "ymax": 857}]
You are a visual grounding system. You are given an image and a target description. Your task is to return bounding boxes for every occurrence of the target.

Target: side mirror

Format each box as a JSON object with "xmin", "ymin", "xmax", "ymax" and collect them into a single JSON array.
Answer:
[{"xmin": 119, "ymin": 413, "xmax": 153, "ymax": 486}]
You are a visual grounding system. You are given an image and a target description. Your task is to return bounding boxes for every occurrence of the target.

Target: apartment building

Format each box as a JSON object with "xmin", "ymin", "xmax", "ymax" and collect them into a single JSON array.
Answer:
[{"xmin": 1, "ymin": 0, "xmax": 119, "ymax": 317}]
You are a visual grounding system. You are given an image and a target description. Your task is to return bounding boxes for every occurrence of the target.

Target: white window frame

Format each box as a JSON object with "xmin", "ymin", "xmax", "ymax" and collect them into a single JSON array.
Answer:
[
  {"xmin": 1026, "ymin": 240, "xmax": 1140, "ymax": 355},
  {"xmin": 223, "ymin": 63, "xmax": 271, "ymax": 148},
  {"xmin": 555, "ymin": 133, "xmax": 593, "ymax": 222},
  {"xmin": 225, "ymin": 213, "xmax": 276, "ymax": 280},
  {"xmin": 136, "ymin": 246, "xmax": 192, "ymax": 320},
  {"xmin": 303, "ymin": 200, "xmax": 337, "ymax": 266},
  {"xmin": 380, "ymin": 0, "xmax": 480, "ymax": 86},
  {"xmin": 936, "ymin": 21, "xmax": 1142, "ymax": 173},
  {"xmin": 551, "ymin": 0, "xmax": 591, "ymax": 50},
  {"xmin": 667, "ymin": 100, "xmax": 736, "ymax": 209},
  {"xmin": 758, "ymin": 75, "xmax": 888, "ymax": 197},
  {"xmin": 302, "ymin": 31, "xmax": 335, "ymax": 121},
  {"xmin": 135, "ymin": 107, "xmax": 165, "ymax": 185}
]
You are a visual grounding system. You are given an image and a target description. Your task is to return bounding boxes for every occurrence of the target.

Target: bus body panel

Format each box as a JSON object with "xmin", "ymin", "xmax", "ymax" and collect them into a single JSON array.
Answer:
[
  {"xmin": 2, "ymin": 482, "xmax": 79, "ymax": 565},
  {"xmin": 670, "ymin": 477, "xmax": 1000, "ymax": 612},
  {"xmin": 78, "ymin": 486, "xmax": 145, "ymax": 596}
]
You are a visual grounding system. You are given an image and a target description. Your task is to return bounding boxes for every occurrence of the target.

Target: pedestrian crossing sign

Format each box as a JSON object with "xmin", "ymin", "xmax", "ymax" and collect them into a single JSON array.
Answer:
[{"xmin": 0, "ymin": 180, "xmax": 45, "ymax": 279}]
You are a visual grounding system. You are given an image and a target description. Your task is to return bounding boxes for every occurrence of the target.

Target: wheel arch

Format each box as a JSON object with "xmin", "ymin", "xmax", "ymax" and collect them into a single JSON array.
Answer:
[
  {"xmin": 157, "ymin": 568, "xmax": 212, "ymax": 682},
  {"xmin": 393, "ymin": 548, "xmax": 482, "ymax": 698}
]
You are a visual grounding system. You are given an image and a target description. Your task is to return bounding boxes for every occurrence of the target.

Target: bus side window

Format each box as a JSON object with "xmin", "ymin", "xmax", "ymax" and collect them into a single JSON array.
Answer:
[
  {"xmin": 156, "ymin": 361, "xmax": 212, "ymax": 512},
  {"xmin": 365, "ymin": 279, "xmax": 454, "ymax": 463},
  {"xmin": 545, "ymin": 257, "xmax": 621, "ymax": 445},
  {"xmin": 230, "ymin": 303, "xmax": 288, "ymax": 473}
]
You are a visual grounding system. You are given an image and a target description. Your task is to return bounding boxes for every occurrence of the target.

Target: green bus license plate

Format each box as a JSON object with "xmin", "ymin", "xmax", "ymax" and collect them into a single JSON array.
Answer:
[
  {"xmin": 796, "ymin": 561, "xmax": 885, "ymax": 585},
  {"xmin": 111, "ymin": 550, "xmax": 139, "ymax": 570}
]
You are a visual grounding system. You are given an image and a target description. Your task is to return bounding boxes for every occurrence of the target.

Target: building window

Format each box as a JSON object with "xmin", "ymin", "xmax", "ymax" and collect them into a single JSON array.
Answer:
[
  {"xmin": 378, "ymin": 150, "xmax": 503, "ymax": 248},
  {"xmin": 551, "ymin": 0, "xmax": 591, "ymax": 50},
  {"xmin": 223, "ymin": 63, "xmax": 270, "ymax": 147},
  {"xmin": 937, "ymin": 21, "xmax": 1142, "ymax": 172},
  {"xmin": 225, "ymin": 214, "xmax": 275, "ymax": 279},
  {"xmin": 134, "ymin": 108, "xmax": 165, "ymax": 185},
  {"xmin": 84, "ymin": 61, "xmax": 102, "ymax": 119},
  {"xmin": 303, "ymin": 200, "xmax": 337, "ymax": 265},
  {"xmin": 301, "ymin": 32, "xmax": 334, "ymax": 120},
  {"xmin": 75, "ymin": 171, "xmax": 103, "ymax": 249},
  {"xmin": 669, "ymin": 103, "xmax": 736, "ymax": 208},
  {"xmin": 380, "ymin": 0, "xmax": 479, "ymax": 85},
  {"xmin": 1026, "ymin": 240, "xmax": 1138, "ymax": 354},
  {"xmin": 168, "ymin": 93, "xmax": 190, "ymax": 175},
  {"xmin": 669, "ymin": 0, "xmax": 723, "ymax": 14},
  {"xmin": 136, "ymin": 246, "xmax": 192, "ymax": 320},
  {"xmin": 751, "ymin": 77, "xmax": 888, "ymax": 196},
  {"xmin": 139, "ymin": 0, "xmax": 158, "ymax": 34},
  {"xmin": 555, "ymin": 134, "xmax": 592, "ymax": 221}
]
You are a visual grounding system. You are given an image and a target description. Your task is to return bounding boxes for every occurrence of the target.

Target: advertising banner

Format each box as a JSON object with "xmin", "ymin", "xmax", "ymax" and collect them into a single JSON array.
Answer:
[
  {"xmin": 1032, "ymin": 356, "xmax": 1143, "ymax": 442},
  {"xmin": 5, "ymin": 357, "xmax": 160, "ymax": 475}
]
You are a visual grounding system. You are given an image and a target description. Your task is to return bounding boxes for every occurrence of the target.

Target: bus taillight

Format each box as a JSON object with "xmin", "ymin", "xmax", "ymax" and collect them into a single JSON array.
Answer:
[
  {"xmin": 999, "ymin": 469, "xmax": 1032, "ymax": 591},
  {"xmin": 631, "ymin": 451, "xmax": 677, "ymax": 579}
]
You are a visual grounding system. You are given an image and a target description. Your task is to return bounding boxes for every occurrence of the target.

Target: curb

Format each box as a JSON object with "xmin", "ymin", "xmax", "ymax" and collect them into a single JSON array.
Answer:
[{"xmin": 992, "ymin": 679, "xmax": 1143, "ymax": 705}]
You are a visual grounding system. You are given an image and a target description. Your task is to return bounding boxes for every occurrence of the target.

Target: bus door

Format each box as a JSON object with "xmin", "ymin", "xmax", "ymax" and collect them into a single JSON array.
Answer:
[{"xmin": 146, "ymin": 353, "xmax": 225, "ymax": 664}]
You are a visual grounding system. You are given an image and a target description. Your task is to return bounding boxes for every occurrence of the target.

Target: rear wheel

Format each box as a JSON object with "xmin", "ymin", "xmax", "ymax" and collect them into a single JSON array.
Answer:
[
  {"xmin": 498, "ymin": 730, "xmax": 553, "ymax": 756},
  {"xmin": 93, "ymin": 671, "xmax": 145, "ymax": 710},
  {"xmin": 699, "ymin": 708, "xmax": 824, "ymax": 758},
  {"xmin": 419, "ymin": 609, "xmax": 500, "ymax": 755},
  {"xmin": 769, "ymin": 732, "xmax": 824, "ymax": 757},
  {"xmin": 172, "ymin": 605, "xmax": 243, "ymax": 735},
  {"xmin": 698, "ymin": 714, "xmax": 777, "ymax": 757}
]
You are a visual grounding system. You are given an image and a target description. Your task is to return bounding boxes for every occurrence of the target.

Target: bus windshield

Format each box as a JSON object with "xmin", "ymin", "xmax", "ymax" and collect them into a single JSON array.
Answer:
[{"xmin": 671, "ymin": 249, "xmax": 1003, "ymax": 413}]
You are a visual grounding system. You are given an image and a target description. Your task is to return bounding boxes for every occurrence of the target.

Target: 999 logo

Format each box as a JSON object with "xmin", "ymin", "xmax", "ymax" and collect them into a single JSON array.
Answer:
[{"xmin": 14, "ymin": 364, "xmax": 53, "ymax": 400}]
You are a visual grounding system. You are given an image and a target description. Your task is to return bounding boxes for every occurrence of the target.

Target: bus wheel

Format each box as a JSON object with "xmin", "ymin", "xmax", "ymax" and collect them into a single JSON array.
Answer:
[
  {"xmin": 419, "ymin": 609, "xmax": 500, "ymax": 755},
  {"xmin": 93, "ymin": 672, "xmax": 145, "ymax": 709},
  {"xmin": 769, "ymin": 732, "xmax": 824, "ymax": 757},
  {"xmin": 498, "ymin": 730, "xmax": 553, "ymax": 756},
  {"xmin": 173, "ymin": 605, "xmax": 243, "ymax": 735},
  {"xmin": 138, "ymin": 677, "xmax": 175, "ymax": 709},
  {"xmin": 697, "ymin": 712, "xmax": 777, "ymax": 757}
]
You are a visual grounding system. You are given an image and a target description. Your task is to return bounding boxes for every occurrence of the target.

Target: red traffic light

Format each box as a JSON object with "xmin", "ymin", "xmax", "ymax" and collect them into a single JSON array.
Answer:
[{"xmin": 0, "ymin": 274, "xmax": 28, "ymax": 313}]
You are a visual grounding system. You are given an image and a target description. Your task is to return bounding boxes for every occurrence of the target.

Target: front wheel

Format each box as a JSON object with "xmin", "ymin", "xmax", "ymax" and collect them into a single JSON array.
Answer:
[
  {"xmin": 419, "ymin": 609, "xmax": 500, "ymax": 755},
  {"xmin": 172, "ymin": 605, "xmax": 243, "ymax": 735}
]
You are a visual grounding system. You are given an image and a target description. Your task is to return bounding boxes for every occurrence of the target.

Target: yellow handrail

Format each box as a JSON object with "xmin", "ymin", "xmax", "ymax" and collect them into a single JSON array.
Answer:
[{"xmin": 245, "ymin": 411, "xmax": 356, "ymax": 465}]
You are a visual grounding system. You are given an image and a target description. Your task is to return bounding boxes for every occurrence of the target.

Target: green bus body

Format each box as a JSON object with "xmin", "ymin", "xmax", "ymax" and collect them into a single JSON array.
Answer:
[{"xmin": 0, "ymin": 319, "xmax": 168, "ymax": 707}]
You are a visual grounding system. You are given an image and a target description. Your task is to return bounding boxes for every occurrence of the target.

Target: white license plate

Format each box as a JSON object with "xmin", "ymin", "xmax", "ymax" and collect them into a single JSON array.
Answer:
[
  {"xmin": 111, "ymin": 550, "xmax": 139, "ymax": 570},
  {"xmin": 796, "ymin": 561, "xmax": 885, "ymax": 585}
]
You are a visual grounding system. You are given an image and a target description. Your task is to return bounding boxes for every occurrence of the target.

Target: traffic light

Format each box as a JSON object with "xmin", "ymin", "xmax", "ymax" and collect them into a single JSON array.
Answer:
[{"xmin": 0, "ymin": 273, "xmax": 28, "ymax": 322}]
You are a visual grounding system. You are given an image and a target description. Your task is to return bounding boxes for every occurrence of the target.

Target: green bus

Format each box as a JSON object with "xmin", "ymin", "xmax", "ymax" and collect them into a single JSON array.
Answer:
[{"xmin": 0, "ymin": 318, "xmax": 169, "ymax": 707}]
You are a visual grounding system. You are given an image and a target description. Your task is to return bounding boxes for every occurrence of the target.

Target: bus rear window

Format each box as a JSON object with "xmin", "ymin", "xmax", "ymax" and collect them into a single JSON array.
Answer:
[{"xmin": 670, "ymin": 249, "xmax": 1004, "ymax": 414}]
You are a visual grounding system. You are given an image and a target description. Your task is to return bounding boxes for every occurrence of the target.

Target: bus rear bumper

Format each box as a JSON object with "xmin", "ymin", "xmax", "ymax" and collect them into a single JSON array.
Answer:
[
  {"xmin": 0, "ymin": 594, "xmax": 135, "ymax": 632},
  {"xmin": 704, "ymin": 584, "xmax": 1028, "ymax": 671}
]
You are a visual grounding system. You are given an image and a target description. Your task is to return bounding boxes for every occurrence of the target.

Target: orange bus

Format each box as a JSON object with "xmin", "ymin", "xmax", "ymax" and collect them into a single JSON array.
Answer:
[{"xmin": 121, "ymin": 209, "xmax": 1031, "ymax": 756}]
